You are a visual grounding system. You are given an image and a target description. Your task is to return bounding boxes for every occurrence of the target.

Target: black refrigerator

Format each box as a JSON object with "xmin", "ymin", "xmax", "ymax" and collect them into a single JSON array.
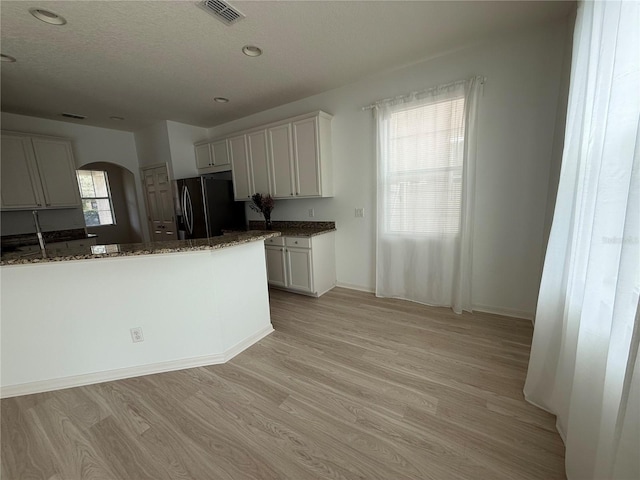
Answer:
[{"xmin": 176, "ymin": 174, "xmax": 246, "ymax": 239}]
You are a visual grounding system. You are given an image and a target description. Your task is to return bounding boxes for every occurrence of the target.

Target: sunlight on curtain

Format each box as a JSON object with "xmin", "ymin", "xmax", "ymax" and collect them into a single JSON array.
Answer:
[
  {"xmin": 524, "ymin": 1, "xmax": 639, "ymax": 479},
  {"xmin": 374, "ymin": 77, "xmax": 481, "ymax": 313}
]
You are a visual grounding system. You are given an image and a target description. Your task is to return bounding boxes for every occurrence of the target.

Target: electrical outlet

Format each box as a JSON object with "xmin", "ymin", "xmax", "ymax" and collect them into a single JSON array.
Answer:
[
  {"xmin": 308, "ymin": 208, "xmax": 315, "ymax": 218},
  {"xmin": 355, "ymin": 208, "xmax": 365, "ymax": 218},
  {"xmin": 130, "ymin": 327, "xmax": 144, "ymax": 343}
]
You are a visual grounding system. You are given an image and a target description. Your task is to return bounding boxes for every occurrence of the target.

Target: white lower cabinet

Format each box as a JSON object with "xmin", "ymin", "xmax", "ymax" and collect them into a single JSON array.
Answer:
[
  {"xmin": 286, "ymin": 247, "xmax": 313, "ymax": 291},
  {"xmin": 264, "ymin": 231, "xmax": 336, "ymax": 297},
  {"xmin": 265, "ymin": 244, "xmax": 287, "ymax": 288}
]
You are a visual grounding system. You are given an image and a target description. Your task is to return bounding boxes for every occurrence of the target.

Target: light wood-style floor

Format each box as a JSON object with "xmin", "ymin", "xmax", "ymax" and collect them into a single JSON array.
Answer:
[{"xmin": 1, "ymin": 287, "xmax": 566, "ymax": 480}]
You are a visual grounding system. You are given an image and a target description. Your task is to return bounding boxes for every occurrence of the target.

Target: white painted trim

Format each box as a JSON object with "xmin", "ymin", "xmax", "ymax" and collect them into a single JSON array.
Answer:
[
  {"xmin": 0, "ymin": 325, "xmax": 273, "ymax": 399},
  {"xmin": 292, "ymin": 280, "xmax": 536, "ymax": 322},
  {"xmin": 336, "ymin": 282, "xmax": 375, "ymax": 294},
  {"xmin": 315, "ymin": 284, "xmax": 337, "ymax": 298},
  {"xmin": 222, "ymin": 325, "xmax": 274, "ymax": 362},
  {"xmin": 472, "ymin": 304, "xmax": 534, "ymax": 321},
  {"xmin": 337, "ymin": 284, "xmax": 534, "ymax": 320}
]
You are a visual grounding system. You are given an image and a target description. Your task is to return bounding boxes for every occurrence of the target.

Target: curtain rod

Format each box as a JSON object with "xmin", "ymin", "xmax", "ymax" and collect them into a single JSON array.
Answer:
[{"xmin": 361, "ymin": 75, "xmax": 486, "ymax": 111}]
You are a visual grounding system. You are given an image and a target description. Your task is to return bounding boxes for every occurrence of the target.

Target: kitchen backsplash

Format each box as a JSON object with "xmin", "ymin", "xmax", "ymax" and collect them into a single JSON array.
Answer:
[
  {"xmin": 1, "ymin": 228, "xmax": 88, "ymax": 248},
  {"xmin": 0, "ymin": 208, "xmax": 85, "ymax": 236}
]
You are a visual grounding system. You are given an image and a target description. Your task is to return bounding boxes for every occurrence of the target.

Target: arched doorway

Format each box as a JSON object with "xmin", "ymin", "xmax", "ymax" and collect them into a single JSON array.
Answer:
[{"xmin": 79, "ymin": 162, "xmax": 143, "ymax": 244}]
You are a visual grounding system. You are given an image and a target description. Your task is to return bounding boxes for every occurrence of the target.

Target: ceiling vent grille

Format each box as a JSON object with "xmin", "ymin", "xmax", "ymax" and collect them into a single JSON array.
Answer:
[
  {"xmin": 61, "ymin": 112, "xmax": 86, "ymax": 120},
  {"xmin": 199, "ymin": 0, "xmax": 245, "ymax": 26}
]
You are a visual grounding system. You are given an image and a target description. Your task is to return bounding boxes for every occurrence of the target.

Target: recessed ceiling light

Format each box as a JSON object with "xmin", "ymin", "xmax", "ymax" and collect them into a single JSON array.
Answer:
[
  {"xmin": 0, "ymin": 54, "xmax": 17, "ymax": 63},
  {"xmin": 242, "ymin": 45, "xmax": 262, "ymax": 57},
  {"xmin": 29, "ymin": 8, "xmax": 67, "ymax": 25},
  {"xmin": 214, "ymin": 97, "xmax": 229, "ymax": 103},
  {"xmin": 110, "ymin": 116, "xmax": 125, "ymax": 121}
]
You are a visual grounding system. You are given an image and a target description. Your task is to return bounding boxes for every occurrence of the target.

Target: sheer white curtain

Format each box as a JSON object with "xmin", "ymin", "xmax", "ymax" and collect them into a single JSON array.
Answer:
[
  {"xmin": 524, "ymin": 1, "xmax": 639, "ymax": 479},
  {"xmin": 374, "ymin": 77, "xmax": 481, "ymax": 313}
]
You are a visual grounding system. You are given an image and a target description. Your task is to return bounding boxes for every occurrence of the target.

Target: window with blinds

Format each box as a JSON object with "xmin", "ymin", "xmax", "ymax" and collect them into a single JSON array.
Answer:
[
  {"xmin": 385, "ymin": 96, "xmax": 465, "ymax": 235},
  {"xmin": 76, "ymin": 170, "xmax": 116, "ymax": 227}
]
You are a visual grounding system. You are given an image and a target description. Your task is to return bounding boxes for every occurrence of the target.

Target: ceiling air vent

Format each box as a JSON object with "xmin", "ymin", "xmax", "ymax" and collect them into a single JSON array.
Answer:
[
  {"xmin": 198, "ymin": 0, "xmax": 245, "ymax": 26},
  {"xmin": 61, "ymin": 112, "xmax": 86, "ymax": 120}
]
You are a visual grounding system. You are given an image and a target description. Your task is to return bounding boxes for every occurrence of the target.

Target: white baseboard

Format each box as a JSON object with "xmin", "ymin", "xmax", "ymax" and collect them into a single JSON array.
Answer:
[
  {"xmin": 336, "ymin": 284, "xmax": 534, "ymax": 321},
  {"xmin": 335, "ymin": 282, "xmax": 375, "ymax": 293},
  {"xmin": 473, "ymin": 304, "xmax": 534, "ymax": 321},
  {"xmin": 220, "ymin": 325, "xmax": 274, "ymax": 362},
  {"xmin": 0, "ymin": 325, "xmax": 274, "ymax": 399}
]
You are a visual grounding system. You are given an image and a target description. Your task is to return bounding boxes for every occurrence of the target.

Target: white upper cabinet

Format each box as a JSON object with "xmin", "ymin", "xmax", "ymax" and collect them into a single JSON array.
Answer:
[
  {"xmin": 268, "ymin": 123, "xmax": 294, "ymax": 198},
  {"xmin": 1, "ymin": 132, "xmax": 81, "ymax": 210},
  {"xmin": 247, "ymin": 130, "xmax": 271, "ymax": 196},
  {"xmin": 1, "ymin": 134, "xmax": 43, "ymax": 209},
  {"xmin": 31, "ymin": 137, "xmax": 82, "ymax": 208},
  {"xmin": 207, "ymin": 111, "xmax": 333, "ymax": 202},
  {"xmin": 211, "ymin": 139, "xmax": 230, "ymax": 167},
  {"xmin": 229, "ymin": 135, "xmax": 252, "ymax": 200},
  {"xmin": 195, "ymin": 143, "xmax": 212, "ymax": 170},
  {"xmin": 194, "ymin": 139, "xmax": 231, "ymax": 174},
  {"xmin": 292, "ymin": 116, "xmax": 321, "ymax": 197}
]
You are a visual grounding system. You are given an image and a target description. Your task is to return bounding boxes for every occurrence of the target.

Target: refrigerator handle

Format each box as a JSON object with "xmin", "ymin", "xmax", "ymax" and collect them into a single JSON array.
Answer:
[
  {"xmin": 184, "ymin": 185, "xmax": 194, "ymax": 235},
  {"xmin": 182, "ymin": 186, "xmax": 190, "ymax": 235},
  {"xmin": 180, "ymin": 186, "xmax": 186, "ymax": 233}
]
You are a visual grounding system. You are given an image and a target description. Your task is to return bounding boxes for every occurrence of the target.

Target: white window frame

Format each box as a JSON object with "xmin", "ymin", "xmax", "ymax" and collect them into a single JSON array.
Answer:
[{"xmin": 76, "ymin": 170, "xmax": 116, "ymax": 227}]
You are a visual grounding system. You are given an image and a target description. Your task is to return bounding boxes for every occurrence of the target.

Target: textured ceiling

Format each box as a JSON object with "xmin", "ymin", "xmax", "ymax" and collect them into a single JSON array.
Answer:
[{"xmin": 0, "ymin": 0, "xmax": 573, "ymax": 132}]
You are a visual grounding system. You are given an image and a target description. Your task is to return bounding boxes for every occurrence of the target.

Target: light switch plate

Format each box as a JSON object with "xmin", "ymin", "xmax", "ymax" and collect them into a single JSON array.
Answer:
[
  {"xmin": 355, "ymin": 208, "xmax": 365, "ymax": 218},
  {"xmin": 308, "ymin": 208, "xmax": 315, "ymax": 218}
]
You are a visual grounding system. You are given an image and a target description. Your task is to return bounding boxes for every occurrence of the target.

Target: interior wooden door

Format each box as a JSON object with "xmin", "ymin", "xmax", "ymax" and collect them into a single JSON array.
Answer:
[{"xmin": 142, "ymin": 165, "xmax": 177, "ymax": 242}]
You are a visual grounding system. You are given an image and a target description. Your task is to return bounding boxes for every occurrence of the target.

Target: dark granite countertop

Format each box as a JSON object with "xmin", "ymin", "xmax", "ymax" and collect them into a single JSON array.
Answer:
[
  {"xmin": 1, "ymin": 231, "xmax": 280, "ymax": 266},
  {"xmin": 247, "ymin": 221, "xmax": 336, "ymax": 238}
]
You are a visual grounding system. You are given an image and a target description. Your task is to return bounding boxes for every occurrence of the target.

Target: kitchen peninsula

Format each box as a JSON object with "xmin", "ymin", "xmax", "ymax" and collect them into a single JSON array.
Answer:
[{"xmin": 0, "ymin": 231, "xmax": 279, "ymax": 398}]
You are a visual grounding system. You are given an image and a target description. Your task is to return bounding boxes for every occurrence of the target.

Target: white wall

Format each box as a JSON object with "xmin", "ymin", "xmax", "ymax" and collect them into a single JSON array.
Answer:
[
  {"xmin": 1, "ymin": 241, "xmax": 273, "ymax": 397},
  {"xmin": 208, "ymin": 21, "xmax": 570, "ymax": 318},
  {"xmin": 0, "ymin": 112, "xmax": 149, "ymax": 240},
  {"xmin": 133, "ymin": 121, "xmax": 172, "ymax": 170},
  {"xmin": 543, "ymin": 11, "xmax": 575, "ymax": 261},
  {"xmin": 166, "ymin": 120, "xmax": 209, "ymax": 180}
]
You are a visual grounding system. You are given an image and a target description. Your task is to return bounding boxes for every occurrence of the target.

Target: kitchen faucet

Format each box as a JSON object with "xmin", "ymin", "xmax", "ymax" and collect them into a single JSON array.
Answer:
[{"xmin": 32, "ymin": 210, "xmax": 47, "ymax": 257}]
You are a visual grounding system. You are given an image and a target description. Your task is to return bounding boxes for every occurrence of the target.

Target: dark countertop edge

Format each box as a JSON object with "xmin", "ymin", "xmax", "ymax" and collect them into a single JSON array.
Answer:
[
  {"xmin": 273, "ymin": 227, "xmax": 337, "ymax": 237},
  {"xmin": 226, "ymin": 227, "xmax": 337, "ymax": 238},
  {"xmin": 1, "ymin": 231, "xmax": 281, "ymax": 267}
]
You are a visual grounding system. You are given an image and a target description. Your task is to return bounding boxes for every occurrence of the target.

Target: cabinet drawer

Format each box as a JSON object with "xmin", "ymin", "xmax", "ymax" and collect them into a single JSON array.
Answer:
[
  {"xmin": 265, "ymin": 236, "xmax": 285, "ymax": 246},
  {"xmin": 285, "ymin": 236, "xmax": 311, "ymax": 248}
]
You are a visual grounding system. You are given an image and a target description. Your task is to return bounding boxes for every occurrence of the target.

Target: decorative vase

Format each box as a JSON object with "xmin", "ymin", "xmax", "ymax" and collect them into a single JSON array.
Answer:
[{"xmin": 264, "ymin": 214, "xmax": 272, "ymax": 230}]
